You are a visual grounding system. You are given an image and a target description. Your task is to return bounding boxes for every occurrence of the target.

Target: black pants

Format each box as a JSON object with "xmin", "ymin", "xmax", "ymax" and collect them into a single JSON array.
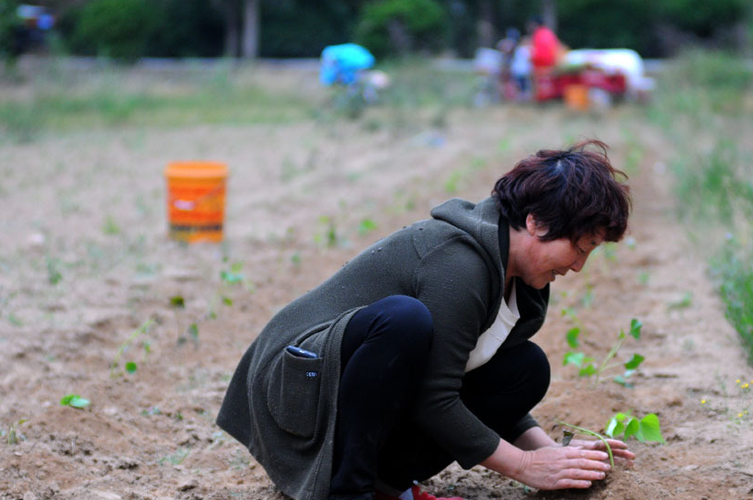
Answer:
[{"xmin": 329, "ymin": 295, "xmax": 550, "ymax": 499}]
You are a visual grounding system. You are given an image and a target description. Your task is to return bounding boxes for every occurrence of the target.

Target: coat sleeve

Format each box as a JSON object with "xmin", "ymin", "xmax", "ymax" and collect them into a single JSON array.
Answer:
[{"xmin": 410, "ymin": 236, "xmax": 501, "ymax": 469}]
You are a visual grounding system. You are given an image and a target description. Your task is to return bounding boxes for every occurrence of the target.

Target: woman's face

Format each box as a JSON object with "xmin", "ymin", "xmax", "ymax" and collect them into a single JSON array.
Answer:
[{"xmin": 519, "ymin": 215, "xmax": 604, "ymax": 289}]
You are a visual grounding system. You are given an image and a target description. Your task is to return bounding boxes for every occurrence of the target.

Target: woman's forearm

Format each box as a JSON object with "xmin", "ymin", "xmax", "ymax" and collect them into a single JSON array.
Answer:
[
  {"xmin": 479, "ymin": 438, "xmax": 526, "ymax": 477},
  {"xmin": 513, "ymin": 426, "xmax": 558, "ymax": 450}
]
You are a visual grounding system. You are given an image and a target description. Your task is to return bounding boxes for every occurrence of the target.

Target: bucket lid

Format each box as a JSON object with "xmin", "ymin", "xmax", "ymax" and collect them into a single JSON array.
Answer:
[{"xmin": 165, "ymin": 161, "xmax": 228, "ymax": 179}]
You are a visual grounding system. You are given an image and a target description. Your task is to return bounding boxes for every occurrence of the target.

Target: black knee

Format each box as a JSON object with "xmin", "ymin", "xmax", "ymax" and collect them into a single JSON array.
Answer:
[{"xmin": 374, "ymin": 295, "xmax": 433, "ymax": 355}]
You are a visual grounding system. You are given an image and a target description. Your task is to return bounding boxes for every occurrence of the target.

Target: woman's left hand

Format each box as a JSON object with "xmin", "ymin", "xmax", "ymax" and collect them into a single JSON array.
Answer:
[{"xmin": 568, "ymin": 438, "xmax": 636, "ymax": 466}]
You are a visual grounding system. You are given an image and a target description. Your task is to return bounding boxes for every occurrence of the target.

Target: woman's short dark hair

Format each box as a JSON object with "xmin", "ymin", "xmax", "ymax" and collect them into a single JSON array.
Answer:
[{"xmin": 492, "ymin": 140, "xmax": 631, "ymax": 243}]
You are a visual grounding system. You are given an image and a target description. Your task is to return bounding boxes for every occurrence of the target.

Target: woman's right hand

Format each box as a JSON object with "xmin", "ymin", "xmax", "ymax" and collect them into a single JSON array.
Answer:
[
  {"xmin": 512, "ymin": 445, "xmax": 611, "ymax": 490},
  {"xmin": 482, "ymin": 439, "xmax": 611, "ymax": 490}
]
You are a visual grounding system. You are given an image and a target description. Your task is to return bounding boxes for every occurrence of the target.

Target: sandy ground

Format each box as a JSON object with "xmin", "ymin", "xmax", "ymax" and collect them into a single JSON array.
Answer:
[{"xmin": 1, "ymin": 72, "xmax": 752, "ymax": 500}]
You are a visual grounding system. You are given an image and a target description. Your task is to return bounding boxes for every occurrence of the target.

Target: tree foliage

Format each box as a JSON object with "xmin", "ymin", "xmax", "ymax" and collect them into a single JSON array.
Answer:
[
  {"xmin": 0, "ymin": 0, "xmax": 23, "ymax": 65},
  {"xmin": 47, "ymin": 0, "xmax": 753, "ymax": 60},
  {"xmin": 354, "ymin": 0, "xmax": 450, "ymax": 58}
]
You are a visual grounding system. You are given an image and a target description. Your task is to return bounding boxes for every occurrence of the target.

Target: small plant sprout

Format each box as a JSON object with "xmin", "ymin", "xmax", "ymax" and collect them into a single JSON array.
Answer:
[
  {"xmin": 4, "ymin": 418, "xmax": 28, "ymax": 444},
  {"xmin": 206, "ymin": 261, "xmax": 252, "ymax": 320},
  {"xmin": 60, "ymin": 394, "xmax": 90, "ymax": 409},
  {"xmin": 558, "ymin": 421, "xmax": 614, "ymax": 468},
  {"xmin": 46, "ymin": 257, "xmax": 63, "ymax": 285},
  {"xmin": 110, "ymin": 319, "xmax": 155, "ymax": 378},
  {"xmin": 581, "ymin": 285, "xmax": 595, "ymax": 308},
  {"xmin": 667, "ymin": 292, "xmax": 693, "ymax": 310},
  {"xmin": 170, "ymin": 294, "xmax": 191, "ymax": 340},
  {"xmin": 357, "ymin": 218, "xmax": 379, "ymax": 237},
  {"xmin": 314, "ymin": 215, "xmax": 339, "ymax": 248},
  {"xmin": 604, "ymin": 412, "xmax": 666, "ymax": 444},
  {"xmin": 564, "ymin": 318, "xmax": 645, "ymax": 386}
]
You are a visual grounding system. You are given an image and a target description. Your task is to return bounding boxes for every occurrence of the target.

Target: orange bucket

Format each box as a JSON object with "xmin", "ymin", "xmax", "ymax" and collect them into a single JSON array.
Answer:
[
  {"xmin": 564, "ymin": 84, "xmax": 589, "ymax": 111},
  {"xmin": 164, "ymin": 161, "xmax": 228, "ymax": 243}
]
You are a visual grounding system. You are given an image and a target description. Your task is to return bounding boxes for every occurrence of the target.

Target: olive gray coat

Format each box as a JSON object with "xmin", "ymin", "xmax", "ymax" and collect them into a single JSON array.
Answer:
[{"xmin": 216, "ymin": 197, "xmax": 549, "ymax": 500}]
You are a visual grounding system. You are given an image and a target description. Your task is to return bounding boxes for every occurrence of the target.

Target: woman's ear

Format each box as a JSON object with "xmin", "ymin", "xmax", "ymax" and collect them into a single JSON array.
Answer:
[{"xmin": 526, "ymin": 214, "xmax": 548, "ymax": 238}]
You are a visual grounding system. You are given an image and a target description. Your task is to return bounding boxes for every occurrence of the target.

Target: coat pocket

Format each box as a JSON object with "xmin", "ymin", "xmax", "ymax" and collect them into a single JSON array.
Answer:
[{"xmin": 266, "ymin": 348, "xmax": 324, "ymax": 438}]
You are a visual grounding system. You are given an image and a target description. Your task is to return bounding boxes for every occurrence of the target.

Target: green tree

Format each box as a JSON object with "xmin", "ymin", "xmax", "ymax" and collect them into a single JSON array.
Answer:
[
  {"xmin": 0, "ymin": 0, "xmax": 22, "ymax": 69},
  {"xmin": 354, "ymin": 0, "xmax": 450, "ymax": 58},
  {"xmin": 69, "ymin": 0, "xmax": 159, "ymax": 61}
]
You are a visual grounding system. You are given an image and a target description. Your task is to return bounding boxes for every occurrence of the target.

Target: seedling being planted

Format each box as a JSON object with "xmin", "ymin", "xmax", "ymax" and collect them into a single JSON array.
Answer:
[
  {"xmin": 558, "ymin": 421, "xmax": 615, "ymax": 468},
  {"xmin": 564, "ymin": 318, "xmax": 645, "ymax": 386},
  {"xmin": 605, "ymin": 412, "xmax": 665, "ymax": 443}
]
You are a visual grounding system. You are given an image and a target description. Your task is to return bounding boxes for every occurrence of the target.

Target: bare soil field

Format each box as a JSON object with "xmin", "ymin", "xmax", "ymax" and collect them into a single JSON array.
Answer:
[{"xmin": 1, "ymin": 68, "xmax": 752, "ymax": 500}]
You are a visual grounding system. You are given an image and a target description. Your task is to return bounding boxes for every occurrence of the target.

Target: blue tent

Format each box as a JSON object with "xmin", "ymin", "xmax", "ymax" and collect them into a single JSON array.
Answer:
[{"xmin": 319, "ymin": 43, "xmax": 376, "ymax": 86}]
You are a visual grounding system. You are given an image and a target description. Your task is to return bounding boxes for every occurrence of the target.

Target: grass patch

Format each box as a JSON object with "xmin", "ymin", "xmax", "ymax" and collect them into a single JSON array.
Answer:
[
  {"xmin": 0, "ymin": 61, "xmax": 316, "ymax": 140},
  {"xmin": 712, "ymin": 243, "xmax": 753, "ymax": 362},
  {"xmin": 650, "ymin": 49, "xmax": 753, "ymax": 362}
]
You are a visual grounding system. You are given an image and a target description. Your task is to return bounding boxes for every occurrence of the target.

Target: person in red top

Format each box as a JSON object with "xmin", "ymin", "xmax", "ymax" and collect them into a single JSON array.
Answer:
[{"xmin": 528, "ymin": 15, "xmax": 561, "ymax": 100}]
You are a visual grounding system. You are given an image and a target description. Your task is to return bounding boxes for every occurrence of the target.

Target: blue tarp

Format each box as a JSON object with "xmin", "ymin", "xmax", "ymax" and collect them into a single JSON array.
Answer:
[{"xmin": 319, "ymin": 43, "xmax": 375, "ymax": 86}]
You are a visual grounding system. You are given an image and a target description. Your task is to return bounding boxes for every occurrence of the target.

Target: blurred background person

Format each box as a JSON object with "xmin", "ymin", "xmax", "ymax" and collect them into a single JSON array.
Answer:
[
  {"xmin": 528, "ymin": 15, "xmax": 561, "ymax": 101},
  {"xmin": 510, "ymin": 35, "xmax": 532, "ymax": 101}
]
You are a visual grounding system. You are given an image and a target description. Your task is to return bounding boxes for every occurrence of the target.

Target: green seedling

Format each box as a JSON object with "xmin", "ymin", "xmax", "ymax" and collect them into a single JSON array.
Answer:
[
  {"xmin": 3, "ymin": 418, "xmax": 28, "ymax": 444},
  {"xmin": 357, "ymin": 218, "xmax": 379, "ymax": 236},
  {"xmin": 314, "ymin": 216, "xmax": 339, "ymax": 248},
  {"xmin": 102, "ymin": 214, "xmax": 121, "ymax": 235},
  {"xmin": 443, "ymin": 170, "xmax": 466, "ymax": 194},
  {"xmin": 564, "ymin": 318, "xmax": 645, "ymax": 386},
  {"xmin": 220, "ymin": 261, "xmax": 245, "ymax": 285},
  {"xmin": 170, "ymin": 294, "xmax": 192, "ymax": 341},
  {"xmin": 668, "ymin": 292, "xmax": 693, "ymax": 310},
  {"xmin": 638, "ymin": 271, "xmax": 651, "ymax": 286},
  {"xmin": 110, "ymin": 319, "xmax": 154, "ymax": 378},
  {"xmin": 46, "ymin": 257, "xmax": 62, "ymax": 285},
  {"xmin": 605, "ymin": 412, "xmax": 665, "ymax": 443},
  {"xmin": 60, "ymin": 394, "xmax": 90, "ymax": 409},
  {"xmin": 558, "ymin": 421, "xmax": 614, "ymax": 468},
  {"xmin": 290, "ymin": 252, "xmax": 302, "ymax": 266},
  {"xmin": 177, "ymin": 322, "xmax": 200, "ymax": 347},
  {"xmin": 206, "ymin": 261, "xmax": 251, "ymax": 320},
  {"xmin": 561, "ymin": 306, "xmax": 585, "ymax": 331},
  {"xmin": 581, "ymin": 285, "xmax": 595, "ymax": 308},
  {"xmin": 159, "ymin": 447, "xmax": 189, "ymax": 466}
]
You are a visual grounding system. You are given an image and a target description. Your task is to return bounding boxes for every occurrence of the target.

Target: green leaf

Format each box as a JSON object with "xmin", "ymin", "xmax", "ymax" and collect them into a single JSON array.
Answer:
[
  {"xmin": 604, "ymin": 417, "xmax": 624, "ymax": 438},
  {"xmin": 358, "ymin": 218, "xmax": 379, "ymax": 236},
  {"xmin": 60, "ymin": 394, "xmax": 90, "ymax": 409},
  {"xmin": 624, "ymin": 353, "xmax": 645, "ymax": 370},
  {"xmin": 566, "ymin": 327, "xmax": 580, "ymax": 348},
  {"xmin": 579, "ymin": 364, "xmax": 597, "ymax": 377},
  {"xmin": 230, "ymin": 262, "xmax": 244, "ymax": 274},
  {"xmin": 639, "ymin": 413, "xmax": 665, "ymax": 443},
  {"xmin": 220, "ymin": 270, "xmax": 244, "ymax": 285},
  {"xmin": 563, "ymin": 351, "xmax": 585, "ymax": 367},
  {"xmin": 125, "ymin": 361, "xmax": 138, "ymax": 373},
  {"xmin": 170, "ymin": 295, "xmax": 185, "ymax": 308},
  {"xmin": 629, "ymin": 319, "xmax": 643, "ymax": 339},
  {"xmin": 624, "ymin": 419, "xmax": 641, "ymax": 440},
  {"xmin": 187, "ymin": 323, "xmax": 199, "ymax": 340},
  {"xmin": 222, "ymin": 296, "xmax": 233, "ymax": 306}
]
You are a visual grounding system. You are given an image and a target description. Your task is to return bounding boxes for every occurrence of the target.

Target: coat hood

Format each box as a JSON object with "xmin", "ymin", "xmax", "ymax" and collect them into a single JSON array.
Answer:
[{"xmin": 430, "ymin": 196, "xmax": 505, "ymax": 276}]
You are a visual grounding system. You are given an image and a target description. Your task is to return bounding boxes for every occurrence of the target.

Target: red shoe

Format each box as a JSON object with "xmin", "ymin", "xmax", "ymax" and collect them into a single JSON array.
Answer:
[{"xmin": 375, "ymin": 484, "xmax": 465, "ymax": 500}]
